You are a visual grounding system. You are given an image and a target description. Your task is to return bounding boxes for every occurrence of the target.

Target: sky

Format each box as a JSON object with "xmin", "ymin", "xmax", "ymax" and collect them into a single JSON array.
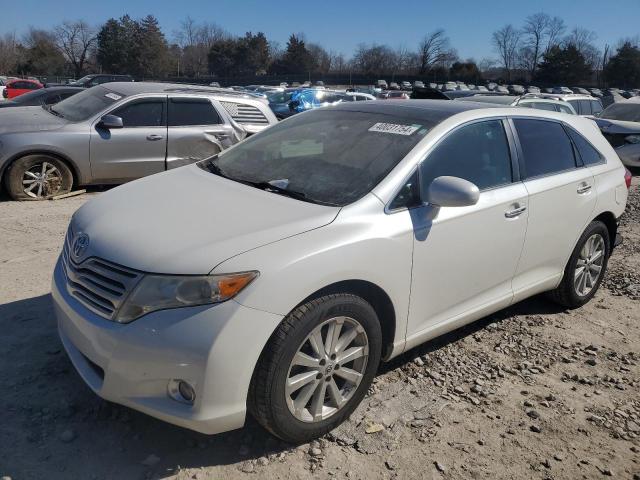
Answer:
[{"xmin": 2, "ymin": 0, "xmax": 639, "ymax": 61}]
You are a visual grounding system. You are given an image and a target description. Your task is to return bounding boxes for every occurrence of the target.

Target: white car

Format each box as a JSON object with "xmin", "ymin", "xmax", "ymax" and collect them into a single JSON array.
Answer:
[{"xmin": 53, "ymin": 101, "xmax": 629, "ymax": 443}]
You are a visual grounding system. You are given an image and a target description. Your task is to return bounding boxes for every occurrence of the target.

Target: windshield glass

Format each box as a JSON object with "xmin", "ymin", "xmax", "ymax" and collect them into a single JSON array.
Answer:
[
  {"xmin": 600, "ymin": 103, "xmax": 640, "ymax": 122},
  {"xmin": 200, "ymin": 109, "xmax": 433, "ymax": 206},
  {"xmin": 69, "ymin": 75, "xmax": 92, "ymax": 86},
  {"xmin": 51, "ymin": 86, "xmax": 125, "ymax": 122},
  {"xmin": 267, "ymin": 91, "xmax": 294, "ymax": 104}
]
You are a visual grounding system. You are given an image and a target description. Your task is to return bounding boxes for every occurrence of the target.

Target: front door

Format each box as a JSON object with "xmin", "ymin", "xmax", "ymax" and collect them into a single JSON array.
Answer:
[
  {"xmin": 406, "ymin": 119, "xmax": 528, "ymax": 342},
  {"xmin": 89, "ymin": 96, "xmax": 167, "ymax": 183}
]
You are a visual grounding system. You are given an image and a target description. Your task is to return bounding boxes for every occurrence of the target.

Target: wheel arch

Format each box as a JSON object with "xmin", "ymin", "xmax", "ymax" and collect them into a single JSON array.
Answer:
[
  {"xmin": 293, "ymin": 279, "xmax": 397, "ymax": 360},
  {"xmin": 592, "ymin": 211, "xmax": 618, "ymax": 250},
  {"xmin": 1, "ymin": 150, "xmax": 81, "ymax": 189}
]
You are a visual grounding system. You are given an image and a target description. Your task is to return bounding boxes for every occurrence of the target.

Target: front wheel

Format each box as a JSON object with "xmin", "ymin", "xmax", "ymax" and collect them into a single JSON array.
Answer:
[
  {"xmin": 249, "ymin": 294, "xmax": 382, "ymax": 443},
  {"xmin": 547, "ymin": 221, "xmax": 610, "ymax": 308},
  {"xmin": 5, "ymin": 154, "xmax": 73, "ymax": 200}
]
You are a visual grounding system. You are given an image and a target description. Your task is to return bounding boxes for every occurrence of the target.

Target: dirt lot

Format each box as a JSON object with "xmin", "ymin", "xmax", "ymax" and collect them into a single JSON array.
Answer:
[{"xmin": 1, "ymin": 179, "xmax": 639, "ymax": 480}]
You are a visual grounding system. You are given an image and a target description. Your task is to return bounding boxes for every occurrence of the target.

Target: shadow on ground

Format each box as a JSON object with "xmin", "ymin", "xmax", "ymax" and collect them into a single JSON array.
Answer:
[{"xmin": 0, "ymin": 291, "xmax": 565, "ymax": 479}]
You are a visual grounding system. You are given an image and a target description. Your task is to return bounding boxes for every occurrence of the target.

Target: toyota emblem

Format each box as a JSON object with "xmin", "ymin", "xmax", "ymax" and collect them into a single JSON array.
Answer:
[{"xmin": 72, "ymin": 233, "xmax": 90, "ymax": 259}]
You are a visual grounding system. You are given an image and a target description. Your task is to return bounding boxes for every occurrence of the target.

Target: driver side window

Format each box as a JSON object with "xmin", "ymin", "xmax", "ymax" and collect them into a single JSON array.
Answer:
[
  {"xmin": 419, "ymin": 120, "xmax": 512, "ymax": 193},
  {"xmin": 111, "ymin": 99, "xmax": 165, "ymax": 127}
]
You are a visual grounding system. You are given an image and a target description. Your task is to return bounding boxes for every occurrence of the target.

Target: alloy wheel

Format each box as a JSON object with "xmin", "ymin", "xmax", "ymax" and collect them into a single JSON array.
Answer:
[
  {"xmin": 574, "ymin": 233, "xmax": 605, "ymax": 297},
  {"xmin": 22, "ymin": 161, "xmax": 63, "ymax": 198},
  {"xmin": 286, "ymin": 316, "xmax": 369, "ymax": 423}
]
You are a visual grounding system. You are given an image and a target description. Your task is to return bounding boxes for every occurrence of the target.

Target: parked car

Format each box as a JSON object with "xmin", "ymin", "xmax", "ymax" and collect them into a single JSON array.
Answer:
[
  {"xmin": 388, "ymin": 82, "xmax": 400, "ymax": 90},
  {"xmin": 589, "ymin": 88, "xmax": 603, "ymax": 98},
  {"xmin": 571, "ymin": 87, "xmax": 591, "ymax": 95},
  {"xmin": 0, "ymin": 76, "xmax": 9, "ymax": 99},
  {"xmin": 384, "ymin": 91, "xmax": 410, "ymax": 100},
  {"xmin": 413, "ymin": 80, "xmax": 425, "ymax": 88},
  {"xmin": 457, "ymin": 94, "xmax": 577, "ymax": 115},
  {"xmin": 0, "ymin": 86, "xmax": 83, "ymax": 109},
  {"xmin": 0, "ymin": 82, "xmax": 277, "ymax": 200},
  {"xmin": 552, "ymin": 86, "xmax": 574, "ymax": 95},
  {"xmin": 548, "ymin": 94, "xmax": 603, "ymax": 116},
  {"xmin": 209, "ymin": 82, "xmax": 221, "ymax": 87},
  {"xmin": 376, "ymin": 80, "xmax": 388, "ymax": 89},
  {"xmin": 68, "ymin": 74, "xmax": 134, "ymax": 88},
  {"xmin": 526, "ymin": 86, "xmax": 541, "ymax": 94},
  {"xmin": 285, "ymin": 89, "xmax": 350, "ymax": 116},
  {"xmin": 494, "ymin": 85, "xmax": 509, "ymax": 94},
  {"xmin": 508, "ymin": 84, "xmax": 525, "ymax": 95},
  {"xmin": 594, "ymin": 99, "xmax": 640, "ymax": 168},
  {"xmin": 267, "ymin": 88, "xmax": 302, "ymax": 119},
  {"xmin": 401, "ymin": 81, "xmax": 412, "ymax": 90},
  {"xmin": 52, "ymin": 100, "xmax": 628, "ymax": 443},
  {"xmin": 3, "ymin": 78, "xmax": 43, "ymax": 99}
]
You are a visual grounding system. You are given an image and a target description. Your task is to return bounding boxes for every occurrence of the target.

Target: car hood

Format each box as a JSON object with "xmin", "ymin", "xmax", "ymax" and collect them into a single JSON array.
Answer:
[
  {"xmin": 72, "ymin": 165, "xmax": 340, "ymax": 275},
  {"xmin": 0, "ymin": 105, "xmax": 68, "ymax": 134},
  {"xmin": 594, "ymin": 117, "xmax": 640, "ymax": 134}
]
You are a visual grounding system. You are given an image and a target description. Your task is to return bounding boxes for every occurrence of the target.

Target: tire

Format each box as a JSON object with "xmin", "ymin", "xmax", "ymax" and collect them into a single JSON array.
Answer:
[
  {"xmin": 547, "ymin": 221, "xmax": 610, "ymax": 308},
  {"xmin": 249, "ymin": 294, "xmax": 382, "ymax": 443},
  {"xmin": 5, "ymin": 154, "xmax": 73, "ymax": 200}
]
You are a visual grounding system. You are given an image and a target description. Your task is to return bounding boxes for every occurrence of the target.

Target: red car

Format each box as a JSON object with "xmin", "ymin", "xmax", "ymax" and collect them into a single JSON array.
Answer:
[{"xmin": 3, "ymin": 79, "xmax": 43, "ymax": 99}]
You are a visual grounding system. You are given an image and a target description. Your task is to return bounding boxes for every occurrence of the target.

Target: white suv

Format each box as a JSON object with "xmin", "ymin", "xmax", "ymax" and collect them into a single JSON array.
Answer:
[{"xmin": 52, "ymin": 101, "xmax": 629, "ymax": 443}]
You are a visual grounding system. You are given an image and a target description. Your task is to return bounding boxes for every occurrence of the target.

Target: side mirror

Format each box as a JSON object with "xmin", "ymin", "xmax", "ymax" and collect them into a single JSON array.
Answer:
[
  {"xmin": 426, "ymin": 176, "xmax": 479, "ymax": 207},
  {"xmin": 97, "ymin": 114, "xmax": 123, "ymax": 129}
]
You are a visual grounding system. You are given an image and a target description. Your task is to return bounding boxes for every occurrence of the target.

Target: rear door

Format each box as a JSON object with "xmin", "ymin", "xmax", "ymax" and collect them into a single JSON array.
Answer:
[
  {"xmin": 89, "ymin": 95, "xmax": 167, "ymax": 182},
  {"xmin": 166, "ymin": 96, "xmax": 235, "ymax": 169},
  {"xmin": 510, "ymin": 118, "xmax": 596, "ymax": 300}
]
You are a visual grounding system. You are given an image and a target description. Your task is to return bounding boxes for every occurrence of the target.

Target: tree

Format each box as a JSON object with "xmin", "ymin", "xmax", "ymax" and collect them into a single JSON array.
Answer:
[
  {"xmin": 132, "ymin": 15, "xmax": 170, "ymax": 78},
  {"xmin": 565, "ymin": 27, "xmax": 600, "ymax": 69},
  {"xmin": 175, "ymin": 17, "xmax": 227, "ymax": 77},
  {"xmin": 417, "ymin": 29, "xmax": 451, "ymax": 74},
  {"xmin": 351, "ymin": 43, "xmax": 397, "ymax": 76},
  {"xmin": 535, "ymin": 44, "xmax": 591, "ymax": 85},
  {"xmin": 269, "ymin": 34, "xmax": 313, "ymax": 74},
  {"xmin": 0, "ymin": 33, "xmax": 19, "ymax": 73},
  {"xmin": 605, "ymin": 42, "xmax": 640, "ymax": 88},
  {"xmin": 308, "ymin": 43, "xmax": 332, "ymax": 74},
  {"xmin": 208, "ymin": 38, "xmax": 238, "ymax": 77},
  {"xmin": 20, "ymin": 28, "xmax": 66, "ymax": 75},
  {"xmin": 492, "ymin": 25, "xmax": 521, "ymax": 80},
  {"xmin": 450, "ymin": 60, "xmax": 482, "ymax": 83},
  {"xmin": 96, "ymin": 18, "xmax": 129, "ymax": 73},
  {"xmin": 54, "ymin": 20, "xmax": 96, "ymax": 77}
]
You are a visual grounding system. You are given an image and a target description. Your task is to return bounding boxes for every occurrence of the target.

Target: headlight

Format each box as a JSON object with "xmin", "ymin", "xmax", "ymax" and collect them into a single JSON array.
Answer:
[
  {"xmin": 624, "ymin": 135, "xmax": 640, "ymax": 144},
  {"xmin": 115, "ymin": 271, "xmax": 258, "ymax": 323}
]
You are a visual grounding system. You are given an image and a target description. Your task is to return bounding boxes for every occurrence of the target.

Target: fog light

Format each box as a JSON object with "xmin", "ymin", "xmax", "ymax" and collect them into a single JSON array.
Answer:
[{"xmin": 167, "ymin": 379, "xmax": 196, "ymax": 405}]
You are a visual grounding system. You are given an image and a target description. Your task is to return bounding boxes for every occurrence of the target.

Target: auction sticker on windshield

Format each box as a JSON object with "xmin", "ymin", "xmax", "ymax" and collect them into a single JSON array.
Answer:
[{"xmin": 368, "ymin": 123, "xmax": 421, "ymax": 135}]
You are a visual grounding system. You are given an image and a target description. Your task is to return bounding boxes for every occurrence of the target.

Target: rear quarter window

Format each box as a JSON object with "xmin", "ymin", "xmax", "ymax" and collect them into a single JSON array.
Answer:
[{"xmin": 566, "ymin": 127, "xmax": 605, "ymax": 166}]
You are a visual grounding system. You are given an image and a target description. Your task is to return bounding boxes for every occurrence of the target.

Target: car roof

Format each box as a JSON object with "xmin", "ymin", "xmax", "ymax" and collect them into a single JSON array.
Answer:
[
  {"xmin": 102, "ymin": 82, "xmax": 261, "ymax": 99},
  {"xmin": 41, "ymin": 86, "xmax": 85, "ymax": 93},
  {"xmin": 329, "ymin": 99, "xmax": 501, "ymax": 122}
]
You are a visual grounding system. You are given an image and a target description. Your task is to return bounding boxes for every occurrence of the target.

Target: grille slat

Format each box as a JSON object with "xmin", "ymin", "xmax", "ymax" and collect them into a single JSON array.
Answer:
[{"xmin": 62, "ymin": 230, "xmax": 141, "ymax": 320}]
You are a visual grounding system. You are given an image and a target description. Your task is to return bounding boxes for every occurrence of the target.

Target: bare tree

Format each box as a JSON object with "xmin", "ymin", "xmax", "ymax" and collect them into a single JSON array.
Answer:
[
  {"xmin": 520, "ymin": 13, "xmax": 550, "ymax": 78},
  {"xmin": 174, "ymin": 17, "xmax": 226, "ymax": 77},
  {"xmin": 54, "ymin": 20, "xmax": 96, "ymax": 77},
  {"xmin": 0, "ymin": 32, "xmax": 19, "ymax": 73},
  {"xmin": 565, "ymin": 27, "xmax": 600, "ymax": 69},
  {"xmin": 545, "ymin": 16, "xmax": 566, "ymax": 52},
  {"xmin": 417, "ymin": 29, "xmax": 451, "ymax": 74},
  {"xmin": 492, "ymin": 24, "xmax": 521, "ymax": 80}
]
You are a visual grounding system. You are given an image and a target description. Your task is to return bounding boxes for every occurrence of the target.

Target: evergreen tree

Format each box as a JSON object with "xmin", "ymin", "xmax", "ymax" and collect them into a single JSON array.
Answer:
[
  {"xmin": 535, "ymin": 44, "xmax": 591, "ymax": 85},
  {"xmin": 605, "ymin": 42, "xmax": 640, "ymax": 89}
]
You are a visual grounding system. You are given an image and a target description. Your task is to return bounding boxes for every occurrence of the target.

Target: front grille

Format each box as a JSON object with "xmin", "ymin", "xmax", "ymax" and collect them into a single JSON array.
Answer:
[
  {"xmin": 61, "ymin": 230, "xmax": 142, "ymax": 320},
  {"xmin": 220, "ymin": 101, "xmax": 269, "ymax": 125}
]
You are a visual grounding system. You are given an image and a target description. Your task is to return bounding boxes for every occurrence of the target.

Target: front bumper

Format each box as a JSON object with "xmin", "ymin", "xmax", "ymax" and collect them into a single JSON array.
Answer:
[{"xmin": 52, "ymin": 257, "xmax": 283, "ymax": 434}]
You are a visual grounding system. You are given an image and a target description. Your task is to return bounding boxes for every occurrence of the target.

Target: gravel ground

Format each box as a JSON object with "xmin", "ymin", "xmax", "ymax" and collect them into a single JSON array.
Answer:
[{"xmin": 0, "ymin": 179, "xmax": 639, "ymax": 480}]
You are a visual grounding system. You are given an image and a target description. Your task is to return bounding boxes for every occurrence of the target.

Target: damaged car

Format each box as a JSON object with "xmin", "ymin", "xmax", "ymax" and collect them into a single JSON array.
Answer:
[
  {"xmin": 0, "ymin": 82, "xmax": 277, "ymax": 200},
  {"xmin": 594, "ymin": 99, "xmax": 640, "ymax": 168}
]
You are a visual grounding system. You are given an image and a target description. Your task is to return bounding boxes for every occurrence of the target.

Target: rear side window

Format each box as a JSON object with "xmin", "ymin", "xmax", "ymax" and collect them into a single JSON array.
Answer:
[
  {"xmin": 591, "ymin": 100, "xmax": 603, "ymax": 115},
  {"xmin": 568, "ymin": 100, "xmax": 580, "ymax": 114},
  {"xmin": 168, "ymin": 98, "xmax": 221, "ymax": 126},
  {"xmin": 557, "ymin": 103, "xmax": 574, "ymax": 115},
  {"xmin": 566, "ymin": 128, "xmax": 604, "ymax": 166},
  {"xmin": 578, "ymin": 100, "xmax": 592, "ymax": 115},
  {"xmin": 513, "ymin": 119, "xmax": 577, "ymax": 178},
  {"xmin": 112, "ymin": 99, "xmax": 165, "ymax": 127},
  {"xmin": 420, "ymin": 120, "xmax": 512, "ymax": 191},
  {"xmin": 530, "ymin": 102, "xmax": 557, "ymax": 112}
]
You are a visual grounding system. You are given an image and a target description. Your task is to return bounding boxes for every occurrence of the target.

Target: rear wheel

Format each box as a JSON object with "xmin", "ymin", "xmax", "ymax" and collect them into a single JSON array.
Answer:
[
  {"xmin": 249, "ymin": 294, "xmax": 382, "ymax": 443},
  {"xmin": 5, "ymin": 154, "xmax": 73, "ymax": 200},
  {"xmin": 547, "ymin": 221, "xmax": 610, "ymax": 308}
]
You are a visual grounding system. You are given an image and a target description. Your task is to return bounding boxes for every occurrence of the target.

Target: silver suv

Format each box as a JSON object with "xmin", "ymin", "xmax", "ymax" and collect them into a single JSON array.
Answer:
[{"xmin": 0, "ymin": 82, "xmax": 277, "ymax": 200}]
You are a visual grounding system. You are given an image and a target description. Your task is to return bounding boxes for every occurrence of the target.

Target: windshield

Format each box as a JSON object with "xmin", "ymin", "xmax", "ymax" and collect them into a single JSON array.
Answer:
[
  {"xmin": 69, "ymin": 75, "xmax": 93, "ymax": 86},
  {"xmin": 600, "ymin": 103, "xmax": 640, "ymax": 122},
  {"xmin": 267, "ymin": 91, "xmax": 294, "ymax": 104},
  {"xmin": 199, "ymin": 109, "xmax": 433, "ymax": 206},
  {"xmin": 50, "ymin": 86, "xmax": 125, "ymax": 122}
]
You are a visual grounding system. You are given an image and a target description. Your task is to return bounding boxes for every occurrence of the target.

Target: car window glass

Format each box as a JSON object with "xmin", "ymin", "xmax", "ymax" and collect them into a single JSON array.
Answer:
[
  {"xmin": 566, "ymin": 128, "xmax": 604, "ymax": 166},
  {"xmin": 45, "ymin": 94, "xmax": 61, "ymax": 105},
  {"xmin": 578, "ymin": 100, "xmax": 592, "ymax": 115},
  {"xmin": 168, "ymin": 98, "xmax": 221, "ymax": 126},
  {"xmin": 532, "ymin": 102, "xmax": 557, "ymax": 111},
  {"xmin": 591, "ymin": 100, "xmax": 603, "ymax": 115},
  {"xmin": 514, "ymin": 119, "xmax": 577, "ymax": 178},
  {"xmin": 390, "ymin": 170, "xmax": 421, "ymax": 210},
  {"xmin": 557, "ymin": 104, "xmax": 574, "ymax": 114},
  {"xmin": 112, "ymin": 100, "xmax": 165, "ymax": 127},
  {"xmin": 420, "ymin": 120, "xmax": 512, "ymax": 191},
  {"xmin": 568, "ymin": 100, "xmax": 580, "ymax": 114}
]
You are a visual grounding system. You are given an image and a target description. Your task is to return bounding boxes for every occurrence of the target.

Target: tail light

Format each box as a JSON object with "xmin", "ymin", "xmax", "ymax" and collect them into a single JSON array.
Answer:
[{"xmin": 624, "ymin": 168, "xmax": 632, "ymax": 189}]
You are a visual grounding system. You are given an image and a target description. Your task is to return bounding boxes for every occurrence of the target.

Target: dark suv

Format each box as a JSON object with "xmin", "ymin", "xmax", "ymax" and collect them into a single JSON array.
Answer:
[{"xmin": 69, "ymin": 74, "xmax": 134, "ymax": 88}]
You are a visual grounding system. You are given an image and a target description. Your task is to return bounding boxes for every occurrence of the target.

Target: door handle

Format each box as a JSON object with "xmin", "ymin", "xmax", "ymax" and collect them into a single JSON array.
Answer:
[
  {"xmin": 146, "ymin": 134, "xmax": 164, "ymax": 141},
  {"xmin": 505, "ymin": 206, "xmax": 527, "ymax": 218},
  {"xmin": 577, "ymin": 184, "xmax": 592, "ymax": 194}
]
